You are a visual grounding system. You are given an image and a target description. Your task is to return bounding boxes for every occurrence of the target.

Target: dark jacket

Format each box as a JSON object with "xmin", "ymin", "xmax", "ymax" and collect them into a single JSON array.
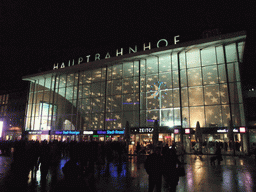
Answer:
[{"xmin": 144, "ymin": 152, "xmax": 163, "ymax": 177}]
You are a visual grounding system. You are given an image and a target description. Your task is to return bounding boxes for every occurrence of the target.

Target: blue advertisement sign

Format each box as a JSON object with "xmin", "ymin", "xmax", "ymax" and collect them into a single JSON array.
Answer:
[{"xmin": 96, "ymin": 130, "xmax": 124, "ymax": 135}]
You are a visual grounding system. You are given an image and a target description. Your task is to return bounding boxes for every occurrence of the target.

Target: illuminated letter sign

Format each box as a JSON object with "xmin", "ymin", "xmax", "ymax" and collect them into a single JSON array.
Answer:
[
  {"xmin": 28, "ymin": 131, "xmax": 43, "ymax": 135},
  {"xmin": 53, "ymin": 35, "xmax": 180, "ymax": 70},
  {"xmin": 107, "ymin": 130, "xmax": 115, "ymax": 134},
  {"xmin": 115, "ymin": 130, "xmax": 124, "ymax": 134},
  {"xmin": 63, "ymin": 131, "xmax": 80, "ymax": 135},
  {"xmin": 97, "ymin": 130, "xmax": 107, "ymax": 135},
  {"xmin": 55, "ymin": 131, "xmax": 63, "ymax": 134},
  {"xmin": 217, "ymin": 129, "xmax": 227, "ymax": 133},
  {"xmin": 174, "ymin": 129, "xmax": 179, "ymax": 134},
  {"xmin": 185, "ymin": 129, "xmax": 190, "ymax": 134},
  {"xmin": 129, "ymin": 46, "xmax": 137, "ymax": 54},
  {"xmin": 83, "ymin": 131, "xmax": 94, "ymax": 135},
  {"xmin": 78, "ymin": 57, "xmax": 83, "ymax": 64},
  {"xmin": 143, "ymin": 42, "xmax": 151, "ymax": 51},
  {"xmin": 139, "ymin": 128, "xmax": 154, "ymax": 133},
  {"xmin": 157, "ymin": 39, "xmax": 168, "ymax": 48},
  {"xmin": 174, "ymin": 35, "xmax": 180, "ymax": 44},
  {"xmin": 116, "ymin": 48, "xmax": 123, "ymax": 56}
]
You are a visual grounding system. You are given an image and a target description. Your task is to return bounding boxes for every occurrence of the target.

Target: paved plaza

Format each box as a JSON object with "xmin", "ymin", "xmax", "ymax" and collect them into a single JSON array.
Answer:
[{"xmin": 1, "ymin": 154, "xmax": 256, "ymax": 192}]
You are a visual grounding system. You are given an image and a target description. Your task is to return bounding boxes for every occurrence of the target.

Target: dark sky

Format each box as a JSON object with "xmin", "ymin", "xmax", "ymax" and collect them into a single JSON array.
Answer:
[{"xmin": 1, "ymin": 1, "xmax": 255, "ymax": 91}]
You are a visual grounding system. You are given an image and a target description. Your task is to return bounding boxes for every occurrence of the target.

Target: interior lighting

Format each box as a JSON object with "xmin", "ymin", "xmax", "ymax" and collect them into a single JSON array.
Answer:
[
  {"xmin": 0, "ymin": 121, "xmax": 3, "ymax": 138},
  {"xmin": 185, "ymin": 129, "xmax": 190, "ymax": 134},
  {"xmin": 239, "ymin": 127, "xmax": 246, "ymax": 133}
]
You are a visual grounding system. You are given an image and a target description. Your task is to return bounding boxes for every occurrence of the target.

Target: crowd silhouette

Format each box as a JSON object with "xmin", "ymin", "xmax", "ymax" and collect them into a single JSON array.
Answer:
[{"xmin": 1, "ymin": 139, "xmax": 128, "ymax": 192}]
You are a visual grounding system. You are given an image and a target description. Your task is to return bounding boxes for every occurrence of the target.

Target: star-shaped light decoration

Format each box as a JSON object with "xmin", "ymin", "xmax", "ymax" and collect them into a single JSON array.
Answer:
[
  {"xmin": 126, "ymin": 98, "xmax": 132, "ymax": 102},
  {"xmin": 211, "ymin": 97, "xmax": 218, "ymax": 103},
  {"xmin": 207, "ymin": 109, "xmax": 213, "ymax": 115},
  {"xmin": 152, "ymin": 115, "xmax": 158, "ymax": 120},
  {"xmin": 205, "ymin": 92, "xmax": 213, "ymax": 97},
  {"xmin": 116, "ymin": 86, "xmax": 122, "ymax": 91}
]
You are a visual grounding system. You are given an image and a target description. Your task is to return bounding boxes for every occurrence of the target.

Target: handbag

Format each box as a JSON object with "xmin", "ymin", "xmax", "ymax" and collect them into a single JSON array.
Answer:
[{"xmin": 177, "ymin": 166, "xmax": 185, "ymax": 177}]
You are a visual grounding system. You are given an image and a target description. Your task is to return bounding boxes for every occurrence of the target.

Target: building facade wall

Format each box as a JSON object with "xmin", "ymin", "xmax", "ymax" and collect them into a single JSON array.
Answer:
[{"xmin": 25, "ymin": 41, "xmax": 246, "ymax": 133}]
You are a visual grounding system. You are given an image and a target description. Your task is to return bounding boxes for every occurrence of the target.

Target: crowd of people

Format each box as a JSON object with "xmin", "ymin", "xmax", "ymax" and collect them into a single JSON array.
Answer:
[
  {"xmin": 144, "ymin": 145, "xmax": 182, "ymax": 192},
  {"xmin": 1, "ymin": 139, "xmax": 128, "ymax": 191}
]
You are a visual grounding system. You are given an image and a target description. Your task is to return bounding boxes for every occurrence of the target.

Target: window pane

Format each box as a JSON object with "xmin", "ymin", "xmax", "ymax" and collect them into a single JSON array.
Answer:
[
  {"xmin": 159, "ymin": 72, "xmax": 172, "ymax": 89},
  {"xmin": 203, "ymin": 66, "xmax": 218, "ymax": 85},
  {"xmin": 173, "ymin": 71, "xmax": 179, "ymax": 88},
  {"xmin": 189, "ymin": 87, "xmax": 203, "ymax": 106},
  {"xmin": 182, "ymin": 107, "xmax": 189, "ymax": 128},
  {"xmin": 161, "ymin": 90, "xmax": 173, "ymax": 108},
  {"xmin": 238, "ymin": 42, "xmax": 245, "ymax": 62},
  {"xmin": 201, "ymin": 47, "xmax": 217, "ymax": 66},
  {"xmin": 140, "ymin": 77, "xmax": 146, "ymax": 93},
  {"xmin": 91, "ymin": 97, "xmax": 104, "ymax": 113},
  {"xmin": 140, "ymin": 60, "xmax": 146, "ymax": 76},
  {"xmin": 146, "ymin": 57, "xmax": 158, "ymax": 74},
  {"xmin": 181, "ymin": 88, "xmax": 188, "ymax": 107},
  {"xmin": 146, "ymin": 110, "xmax": 159, "ymax": 127},
  {"xmin": 180, "ymin": 70, "xmax": 187, "ymax": 87},
  {"xmin": 218, "ymin": 64, "xmax": 227, "ymax": 83},
  {"xmin": 159, "ymin": 54, "xmax": 171, "ymax": 73},
  {"xmin": 173, "ymin": 89, "xmax": 180, "ymax": 107},
  {"xmin": 91, "ymin": 113, "xmax": 104, "ymax": 129},
  {"xmin": 222, "ymin": 105, "xmax": 230, "ymax": 127},
  {"xmin": 146, "ymin": 75, "xmax": 158, "ymax": 92},
  {"xmin": 112, "ymin": 95, "xmax": 122, "ymax": 112},
  {"xmin": 112, "ymin": 113, "xmax": 122, "ymax": 129},
  {"xmin": 204, "ymin": 85, "xmax": 220, "ymax": 105},
  {"xmin": 216, "ymin": 46, "xmax": 224, "ymax": 64},
  {"xmin": 188, "ymin": 68, "xmax": 202, "ymax": 86},
  {"xmin": 189, "ymin": 106, "xmax": 205, "ymax": 127},
  {"xmin": 112, "ymin": 64, "xmax": 122, "ymax": 79},
  {"xmin": 179, "ymin": 52, "xmax": 186, "ymax": 69},
  {"xmin": 186, "ymin": 49, "xmax": 200, "ymax": 68},
  {"xmin": 172, "ymin": 52, "xmax": 178, "ymax": 70},
  {"xmin": 123, "ymin": 62, "xmax": 134, "ymax": 77},
  {"xmin": 134, "ymin": 61, "xmax": 139, "ymax": 76},
  {"xmin": 123, "ymin": 94, "xmax": 134, "ymax": 111},
  {"xmin": 112, "ymin": 80, "xmax": 122, "ymax": 95},
  {"xmin": 147, "ymin": 92, "xmax": 159, "ymax": 109},
  {"xmin": 220, "ymin": 84, "xmax": 229, "ymax": 104},
  {"xmin": 161, "ymin": 109, "xmax": 174, "ymax": 127},
  {"xmin": 205, "ymin": 105, "xmax": 222, "ymax": 127},
  {"xmin": 225, "ymin": 43, "xmax": 237, "ymax": 63}
]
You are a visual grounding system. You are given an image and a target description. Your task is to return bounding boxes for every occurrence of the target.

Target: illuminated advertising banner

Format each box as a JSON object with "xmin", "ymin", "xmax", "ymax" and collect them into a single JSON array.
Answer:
[
  {"xmin": 96, "ymin": 130, "xmax": 124, "ymax": 135},
  {"xmin": 0, "ymin": 121, "xmax": 3, "ymax": 138},
  {"xmin": 54, "ymin": 131, "xmax": 80, "ymax": 135},
  {"xmin": 27, "ymin": 130, "xmax": 50, "ymax": 135}
]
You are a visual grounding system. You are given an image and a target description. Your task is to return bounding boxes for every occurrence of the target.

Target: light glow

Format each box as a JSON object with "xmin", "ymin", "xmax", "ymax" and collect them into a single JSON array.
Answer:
[
  {"xmin": 239, "ymin": 127, "xmax": 246, "ymax": 133},
  {"xmin": 185, "ymin": 129, "xmax": 190, "ymax": 134},
  {"xmin": 0, "ymin": 121, "xmax": 3, "ymax": 138}
]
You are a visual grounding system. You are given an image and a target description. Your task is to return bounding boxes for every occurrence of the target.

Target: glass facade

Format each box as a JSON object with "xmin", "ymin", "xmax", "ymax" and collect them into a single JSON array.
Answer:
[{"xmin": 24, "ymin": 34, "xmax": 246, "ymax": 135}]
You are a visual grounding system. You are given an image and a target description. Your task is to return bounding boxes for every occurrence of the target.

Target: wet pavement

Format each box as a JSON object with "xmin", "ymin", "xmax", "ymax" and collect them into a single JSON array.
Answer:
[{"xmin": 1, "ymin": 154, "xmax": 256, "ymax": 192}]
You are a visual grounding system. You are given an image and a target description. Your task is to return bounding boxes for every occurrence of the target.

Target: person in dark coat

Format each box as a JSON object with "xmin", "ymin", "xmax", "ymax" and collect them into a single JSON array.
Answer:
[
  {"xmin": 51, "ymin": 158, "xmax": 90, "ymax": 192},
  {"xmin": 144, "ymin": 147, "xmax": 163, "ymax": 192},
  {"xmin": 215, "ymin": 145, "xmax": 222, "ymax": 165},
  {"xmin": 163, "ymin": 148, "xmax": 181, "ymax": 192}
]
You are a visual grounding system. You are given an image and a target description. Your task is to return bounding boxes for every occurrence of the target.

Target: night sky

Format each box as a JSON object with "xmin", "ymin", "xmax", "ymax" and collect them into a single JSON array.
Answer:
[{"xmin": 1, "ymin": 1, "xmax": 255, "ymax": 91}]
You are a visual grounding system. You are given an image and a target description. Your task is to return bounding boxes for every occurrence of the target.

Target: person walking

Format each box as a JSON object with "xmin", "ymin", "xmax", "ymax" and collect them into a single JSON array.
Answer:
[
  {"xmin": 163, "ymin": 148, "xmax": 181, "ymax": 192},
  {"xmin": 144, "ymin": 147, "xmax": 163, "ymax": 192},
  {"xmin": 215, "ymin": 145, "xmax": 222, "ymax": 165}
]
